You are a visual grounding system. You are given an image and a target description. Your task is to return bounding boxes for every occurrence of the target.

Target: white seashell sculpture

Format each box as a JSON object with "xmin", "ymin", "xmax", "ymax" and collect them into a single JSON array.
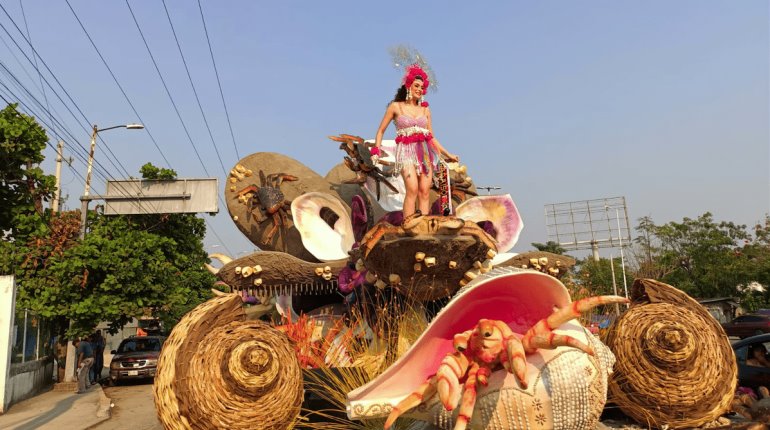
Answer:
[
  {"xmin": 291, "ymin": 192, "xmax": 354, "ymax": 262},
  {"xmin": 455, "ymin": 195, "xmax": 523, "ymax": 253}
]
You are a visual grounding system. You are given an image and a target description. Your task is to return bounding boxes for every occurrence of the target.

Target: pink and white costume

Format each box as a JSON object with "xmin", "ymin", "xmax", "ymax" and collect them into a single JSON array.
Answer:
[{"xmin": 394, "ymin": 108, "xmax": 438, "ymax": 175}]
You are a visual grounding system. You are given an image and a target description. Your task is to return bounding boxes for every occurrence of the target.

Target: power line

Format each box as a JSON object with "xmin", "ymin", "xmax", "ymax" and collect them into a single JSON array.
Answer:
[
  {"xmin": 4, "ymin": 2, "xmax": 234, "ymax": 256},
  {"xmin": 0, "ymin": 5, "xmax": 135, "ymax": 180},
  {"xmin": 0, "ymin": 65, "xmax": 165, "ymax": 218},
  {"xmin": 160, "ymin": 0, "xmax": 227, "ymax": 177},
  {"xmin": 123, "ymin": 0, "xmax": 210, "ymax": 177},
  {"xmin": 124, "ymin": 0, "xmax": 232, "ymax": 216},
  {"xmin": 17, "ymin": 0, "xmax": 50, "ymax": 128},
  {"xmin": 203, "ymin": 217, "xmax": 234, "ymax": 257},
  {"xmin": 63, "ymin": 0, "xmax": 173, "ymax": 170},
  {"xmin": 0, "ymin": 34, "xmax": 80, "ymax": 149},
  {"xmin": 0, "ymin": 60, "xmax": 128, "ymax": 194},
  {"xmin": 197, "ymin": 0, "xmax": 240, "ymax": 161}
]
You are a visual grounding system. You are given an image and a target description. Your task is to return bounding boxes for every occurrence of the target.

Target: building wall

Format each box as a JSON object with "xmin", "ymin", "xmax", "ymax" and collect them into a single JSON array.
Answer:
[{"xmin": 4, "ymin": 358, "xmax": 54, "ymax": 408}]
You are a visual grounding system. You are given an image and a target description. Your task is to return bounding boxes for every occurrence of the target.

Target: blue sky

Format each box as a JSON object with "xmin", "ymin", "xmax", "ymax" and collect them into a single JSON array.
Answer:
[{"xmin": 2, "ymin": 1, "xmax": 768, "ymax": 260}]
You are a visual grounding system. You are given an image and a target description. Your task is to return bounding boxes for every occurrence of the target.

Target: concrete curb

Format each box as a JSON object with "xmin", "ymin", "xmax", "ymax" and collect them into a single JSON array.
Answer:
[{"xmin": 95, "ymin": 385, "xmax": 111, "ymax": 419}]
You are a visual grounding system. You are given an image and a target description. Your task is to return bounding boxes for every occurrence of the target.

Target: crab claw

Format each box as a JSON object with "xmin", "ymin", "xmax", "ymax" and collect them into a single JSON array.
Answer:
[
  {"xmin": 522, "ymin": 295, "xmax": 629, "ymax": 355},
  {"xmin": 435, "ymin": 352, "xmax": 467, "ymax": 411},
  {"xmin": 503, "ymin": 333, "xmax": 528, "ymax": 389},
  {"xmin": 384, "ymin": 351, "xmax": 467, "ymax": 430},
  {"xmin": 359, "ymin": 223, "xmax": 392, "ymax": 258}
]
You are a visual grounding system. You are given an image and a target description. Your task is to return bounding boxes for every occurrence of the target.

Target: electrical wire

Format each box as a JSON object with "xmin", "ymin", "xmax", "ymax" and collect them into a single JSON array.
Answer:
[
  {"xmin": 197, "ymin": 0, "xmax": 240, "ymax": 161},
  {"xmin": 18, "ymin": 0, "xmax": 50, "ymax": 128},
  {"xmin": 0, "ymin": 61, "xmax": 129, "ymax": 197},
  {"xmin": 123, "ymin": 0, "xmax": 231, "ymax": 217},
  {"xmin": 3, "ymin": 2, "xmax": 236, "ymax": 257},
  {"xmin": 0, "ymin": 5, "xmax": 135, "ymax": 180},
  {"xmin": 62, "ymin": 0, "xmax": 173, "ymax": 170},
  {"xmin": 123, "ymin": 0, "xmax": 212, "ymax": 177},
  {"xmin": 160, "ymin": 0, "xmax": 227, "ymax": 177},
  {"xmin": 0, "ymin": 62, "xmax": 165, "ymax": 217}
]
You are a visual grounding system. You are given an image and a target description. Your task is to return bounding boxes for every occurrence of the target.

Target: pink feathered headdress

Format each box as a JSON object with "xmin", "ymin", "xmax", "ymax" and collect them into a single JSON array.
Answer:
[{"xmin": 402, "ymin": 64, "xmax": 430, "ymax": 91}]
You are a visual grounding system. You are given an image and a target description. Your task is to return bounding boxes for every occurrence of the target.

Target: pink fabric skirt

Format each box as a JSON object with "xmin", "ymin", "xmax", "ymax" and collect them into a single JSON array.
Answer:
[{"xmin": 395, "ymin": 140, "xmax": 438, "ymax": 175}]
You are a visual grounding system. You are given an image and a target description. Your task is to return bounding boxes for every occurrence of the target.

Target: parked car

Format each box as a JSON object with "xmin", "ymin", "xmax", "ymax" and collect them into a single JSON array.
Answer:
[
  {"xmin": 722, "ymin": 315, "xmax": 770, "ymax": 338},
  {"xmin": 732, "ymin": 334, "xmax": 770, "ymax": 388},
  {"xmin": 109, "ymin": 335, "xmax": 166, "ymax": 384}
]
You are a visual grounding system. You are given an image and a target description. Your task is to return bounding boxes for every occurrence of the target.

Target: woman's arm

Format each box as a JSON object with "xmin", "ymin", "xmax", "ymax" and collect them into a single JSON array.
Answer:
[
  {"xmin": 425, "ymin": 108, "xmax": 459, "ymax": 162},
  {"xmin": 374, "ymin": 103, "xmax": 397, "ymax": 152}
]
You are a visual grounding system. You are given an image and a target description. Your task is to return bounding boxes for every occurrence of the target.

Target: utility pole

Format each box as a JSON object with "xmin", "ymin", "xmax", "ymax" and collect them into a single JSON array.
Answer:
[
  {"xmin": 53, "ymin": 141, "xmax": 63, "ymax": 213},
  {"xmin": 79, "ymin": 125, "xmax": 98, "ymax": 240},
  {"xmin": 65, "ymin": 123, "xmax": 144, "ymax": 385}
]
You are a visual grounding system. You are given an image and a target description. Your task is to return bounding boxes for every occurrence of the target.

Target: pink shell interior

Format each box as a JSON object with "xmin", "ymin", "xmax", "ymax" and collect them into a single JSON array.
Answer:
[
  {"xmin": 455, "ymin": 194, "xmax": 523, "ymax": 253},
  {"xmin": 348, "ymin": 270, "xmax": 571, "ymax": 408}
]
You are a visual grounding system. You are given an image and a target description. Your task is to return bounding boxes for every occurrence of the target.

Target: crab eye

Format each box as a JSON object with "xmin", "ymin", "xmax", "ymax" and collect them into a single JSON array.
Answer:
[
  {"xmin": 456, "ymin": 345, "xmax": 466, "ymax": 352},
  {"xmin": 484, "ymin": 331, "xmax": 492, "ymax": 338}
]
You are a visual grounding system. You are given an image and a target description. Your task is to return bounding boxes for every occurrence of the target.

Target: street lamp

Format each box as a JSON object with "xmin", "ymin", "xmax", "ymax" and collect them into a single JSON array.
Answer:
[
  {"xmin": 65, "ymin": 123, "xmax": 144, "ymax": 384},
  {"xmin": 80, "ymin": 123, "xmax": 144, "ymax": 239}
]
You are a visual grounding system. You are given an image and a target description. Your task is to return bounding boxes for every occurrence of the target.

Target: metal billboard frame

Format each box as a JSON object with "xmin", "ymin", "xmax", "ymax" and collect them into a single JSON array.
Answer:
[
  {"xmin": 102, "ymin": 178, "xmax": 219, "ymax": 215},
  {"xmin": 544, "ymin": 196, "xmax": 631, "ymax": 252}
]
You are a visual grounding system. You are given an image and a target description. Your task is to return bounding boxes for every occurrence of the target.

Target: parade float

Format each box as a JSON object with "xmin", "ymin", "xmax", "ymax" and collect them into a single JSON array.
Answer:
[
  {"xmin": 151, "ymin": 50, "xmax": 739, "ymax": 429},
  {"xmin": 151, "ymin": 131, "xmax": 745, "ymax": 429}
]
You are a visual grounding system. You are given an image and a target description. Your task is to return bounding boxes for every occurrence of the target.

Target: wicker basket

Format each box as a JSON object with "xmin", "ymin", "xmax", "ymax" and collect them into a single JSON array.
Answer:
[
  {"xmin": 603, "ymin": 279, "xmax": 737, "ymax": 429},
  {"xmin": 153, "ymin": 293, "xmax": 303, "ymax": 430}
]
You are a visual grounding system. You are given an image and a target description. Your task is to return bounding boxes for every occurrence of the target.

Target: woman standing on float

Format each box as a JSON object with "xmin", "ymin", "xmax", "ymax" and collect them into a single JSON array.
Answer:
[{"xmin": 372, "ymin": 64, "xmax": 459, "ymax": 219}]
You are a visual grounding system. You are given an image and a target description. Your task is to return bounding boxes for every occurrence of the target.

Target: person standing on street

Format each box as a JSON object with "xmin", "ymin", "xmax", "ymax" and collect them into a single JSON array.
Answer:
[
  {"xmin": 73, "ymin": 338, "xmax": 94, "ymax": 394},
  {"xmin": 90, "ymin": 330, "xmax": 105, "ymax": 384}
]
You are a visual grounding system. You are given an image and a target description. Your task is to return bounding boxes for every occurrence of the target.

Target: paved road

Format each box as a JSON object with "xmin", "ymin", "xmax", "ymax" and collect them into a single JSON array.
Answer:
[{"xmin": 90, "ymin": 381, "xmax": 162, "ymax": 430}]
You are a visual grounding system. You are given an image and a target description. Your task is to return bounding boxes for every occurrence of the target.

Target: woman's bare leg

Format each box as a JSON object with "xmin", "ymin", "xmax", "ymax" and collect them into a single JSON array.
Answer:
[
  {"xmin": 417, "ymin": 168, "xmax": 433, "ymax": 215},
  {"xmin": 401, "ymin": 165, "xmax": 419, "ymax": 218}
]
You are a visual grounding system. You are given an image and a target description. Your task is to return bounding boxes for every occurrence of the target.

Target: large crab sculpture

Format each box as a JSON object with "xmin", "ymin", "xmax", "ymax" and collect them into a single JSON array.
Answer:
[
  {"xmin": 383, "ymin": 295, "xmax": 629, "ymax": 430},
  {"xmin": 236, "ymin": 170, "xmax": 298, "ymax": 245},
  {"xmin": 331, "ymin": 133, "xmax": 398, "ymax": 200},
  {"xmin": 353, "ymin": 212, "xmax": 499, "ymax": 302}
]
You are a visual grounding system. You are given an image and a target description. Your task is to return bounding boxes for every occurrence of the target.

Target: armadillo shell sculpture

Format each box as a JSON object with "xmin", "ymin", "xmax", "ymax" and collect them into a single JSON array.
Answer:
[
  {"xmin": 603, "ymin": 278, "xmax": 737, "ymax": 429},
  {"xmin": 153, "ymin": 293, "xmax": 303, "ymax": 430},
  {"xmin": 347, "ymin": 267, "xmax": 615, "ymax": 429},
  {"xmin": 226, "ymin": 152, "xmax": 352, "ymax": 262}
]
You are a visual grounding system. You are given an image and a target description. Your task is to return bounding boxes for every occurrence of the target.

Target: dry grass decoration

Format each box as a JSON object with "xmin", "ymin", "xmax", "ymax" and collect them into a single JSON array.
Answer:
[
  {"xmin": 603, "ymin": 278, "xmax": 737, "ymax": 429},
  {"xmin": 281, "ymin": 298, "xmax": 430, "ymax": 430},
  {"xmin": 153, "ymin": 292, "xmax": 304, "ymax": 430}
]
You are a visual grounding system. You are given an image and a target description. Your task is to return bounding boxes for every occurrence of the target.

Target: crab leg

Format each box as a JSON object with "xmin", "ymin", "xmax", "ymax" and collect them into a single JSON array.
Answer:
[
  {"xmin": 522, "ymin": 295, "xmax": 629, "ymax": 354},
  {"xmin": 261, "ymin": 212, "xmax": 281, "ymax": 244},
  {"xmin": 384, "ymin": 380, "xmax": 436, "ymax": 430},
  {"xmin": 383, "ymin": 351, "xmax": 468, "ymax": 430},
  {"xmin": 271, "ymin": 173, "xmax": 298, "ymax": 187},
  {"xmin": 455, "ymin": 362, "xmax": 489, "ymax": 430},
  {"xmin": 360, "ymin": 223, "xmax": 395, "ymax": 258}
]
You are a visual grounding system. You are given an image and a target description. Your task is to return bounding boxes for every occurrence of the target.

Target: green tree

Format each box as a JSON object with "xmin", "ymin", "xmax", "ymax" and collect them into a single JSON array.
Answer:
[
  {"xmin": 0, "ymin": 103, "xmax": 55, "ymax": 240},
  {"xmin": 629, "ymin": 213, "xmax": 754, "ymax": 299},
  {"xmin": 10, "ymin": 163, "xmax": 216, "ymax": 337},
  {"xmin": 531, "ymin": 241, "xmax": 566, "ymax": 254},
  {"xmin": 573, "ymin": 257, "xmax": 631, "ymax": 297}
]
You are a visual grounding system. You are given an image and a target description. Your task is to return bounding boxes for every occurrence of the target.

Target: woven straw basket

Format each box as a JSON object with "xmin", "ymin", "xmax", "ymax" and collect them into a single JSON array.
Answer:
[
  {"xmin": 153, "ymin": 293, "xmax": 303, "ymax": 430},
  {"xmin": 603, "ymin": 279, "xmax": 737, "ymax": 429}
]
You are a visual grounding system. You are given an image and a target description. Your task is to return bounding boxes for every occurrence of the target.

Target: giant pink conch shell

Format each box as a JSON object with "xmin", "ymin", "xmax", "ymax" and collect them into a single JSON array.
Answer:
[
  {"xmin": 291, "ymin": 192, "xmax": 354, "ymax": 262},
  {"xmin": 455, "ymin": 195, "xmax": 523, "ymax": 253},
  {"xmin": 346, "ymin": 267, "xmax": 614, "ymax": 429}
]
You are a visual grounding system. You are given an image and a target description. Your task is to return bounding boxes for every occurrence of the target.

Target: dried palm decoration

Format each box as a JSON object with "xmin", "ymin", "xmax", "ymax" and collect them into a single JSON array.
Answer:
[{"xmin": 603, "ymin": 278, "xmax": 737, "ymax": 429}]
